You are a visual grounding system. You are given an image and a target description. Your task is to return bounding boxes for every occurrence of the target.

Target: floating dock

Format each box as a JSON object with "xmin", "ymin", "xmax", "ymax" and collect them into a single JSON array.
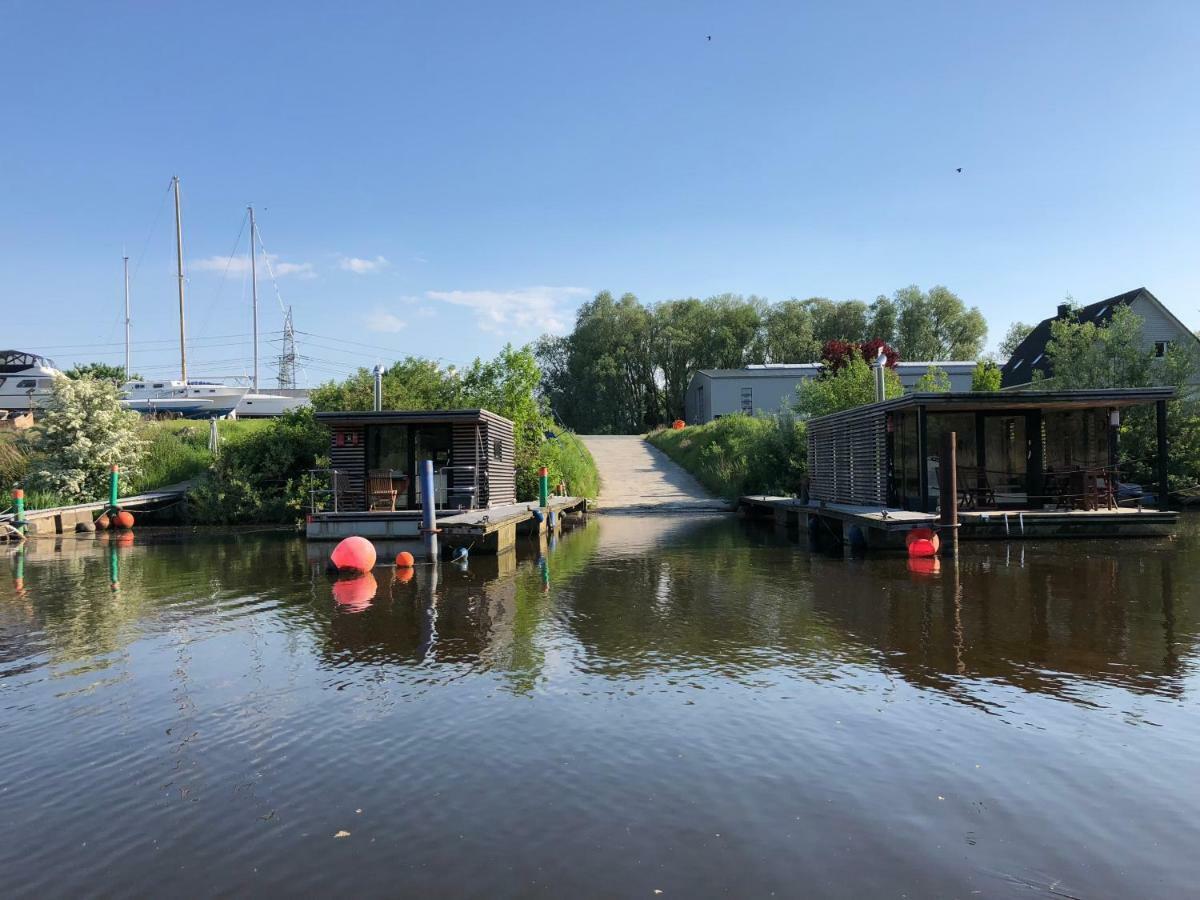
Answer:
[
  {"xmin": 2, "ymin": 484, "xmax": 191, "ymax": 538},
  {"xmin": 739, "ymin": 495, "xmax": 1176, "ymax": 549},
  {"xmin": 306, "ymin": 496, "xmax": 587, "ymax": 553}
]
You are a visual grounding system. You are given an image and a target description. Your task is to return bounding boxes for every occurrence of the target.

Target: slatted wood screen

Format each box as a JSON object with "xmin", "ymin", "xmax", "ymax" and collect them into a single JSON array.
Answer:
[
  {"xmin": 807, "ymin": 407, "xmax": 888, "ymax": 505},
  {"xmin": 330, "ymin": 426, "xmax": 366, "ymax": 510},
  {"xmin": 482, "ymin": 418, "xmax": 517, "ymax": 505}
]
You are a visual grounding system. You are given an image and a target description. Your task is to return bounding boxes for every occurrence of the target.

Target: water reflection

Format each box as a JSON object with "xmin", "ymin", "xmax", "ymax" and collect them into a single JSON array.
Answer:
[{"xmin": 3, "ymin": 518, "xmax": 1200, "ymax": 896}]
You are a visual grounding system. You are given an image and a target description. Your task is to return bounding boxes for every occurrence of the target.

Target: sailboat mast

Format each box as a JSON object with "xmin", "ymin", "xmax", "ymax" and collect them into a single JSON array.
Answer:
[
  {"xmin": 249, "ymin": 205, "xmax": 258, "ymax": 391},
  {"xmin": 123, "ymin": 254, "xmax": 131, "ymax": 379},
  {"xmin": 173, "ymin": 176, "xmax": 188, "ymax": 384}
]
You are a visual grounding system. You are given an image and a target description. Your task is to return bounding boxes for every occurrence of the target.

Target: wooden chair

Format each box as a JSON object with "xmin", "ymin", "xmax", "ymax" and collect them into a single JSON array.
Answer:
[{"xmin": 367, "ymin": 469, "xmax": 398, "ymax": 511}]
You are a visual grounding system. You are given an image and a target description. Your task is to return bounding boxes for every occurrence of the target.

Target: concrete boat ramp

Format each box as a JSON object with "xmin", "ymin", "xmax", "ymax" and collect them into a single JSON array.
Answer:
[{"xmin": 577, "ymin": 435, "xmax": 730, "ymax": 512}]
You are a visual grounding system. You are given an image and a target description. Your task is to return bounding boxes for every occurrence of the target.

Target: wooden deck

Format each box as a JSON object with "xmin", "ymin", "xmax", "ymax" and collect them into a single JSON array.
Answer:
[
  {"xmin": 738, "ymin": 495, "xmax": 1177, "ymax": 545},
  {"xmin": 306, "ymin": 496, "xmax": 587, "ymax": 553}
]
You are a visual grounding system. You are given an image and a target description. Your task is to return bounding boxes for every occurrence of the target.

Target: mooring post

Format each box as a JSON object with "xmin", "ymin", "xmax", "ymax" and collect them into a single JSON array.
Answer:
[
  {"xmin": 939, "ymin": 431, "xmax": 958, "ymax": 556},
  {"xmin": 420, "ymin": 458, "xmax": 439, "ymax": 560},
  {"xmin": 12, "ymin": 487, "xmax": 26, "ymax": 534},
  {"xmin": 109, "ymin": 464, "xmax": 120, "ymax": 511}
]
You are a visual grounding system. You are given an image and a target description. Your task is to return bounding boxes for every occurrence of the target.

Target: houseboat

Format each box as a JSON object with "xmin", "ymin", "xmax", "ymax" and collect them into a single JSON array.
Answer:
[
  {"xmin": 306, "ymin": 408, "xmax": 519, "ymax": 539},
  {"xmin": 742, "ymin": 388, "xmax": 1177, "ymax": 545}
]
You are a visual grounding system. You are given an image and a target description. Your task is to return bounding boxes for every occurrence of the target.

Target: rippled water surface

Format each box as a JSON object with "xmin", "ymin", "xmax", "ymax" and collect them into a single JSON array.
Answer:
[{"xmin": 3, "ymin": 515, "xmax": 1200, "ymax": 897}]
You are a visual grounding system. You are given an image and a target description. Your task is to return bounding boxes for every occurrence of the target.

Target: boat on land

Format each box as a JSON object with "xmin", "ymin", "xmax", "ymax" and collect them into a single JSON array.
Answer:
[
  {"xmin": 0, "ymin": 350, "xmax": 62, "ymax": 412},
  {"xmin": 117, "ymin": 177, "xmax": 309, "ymax": 420}
]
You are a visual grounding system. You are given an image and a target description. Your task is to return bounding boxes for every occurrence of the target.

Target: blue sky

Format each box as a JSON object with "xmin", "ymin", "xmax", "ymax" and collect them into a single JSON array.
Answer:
[{"xmin": 3, "ymin": 1, "xmax": 1199, "ymax": 384}]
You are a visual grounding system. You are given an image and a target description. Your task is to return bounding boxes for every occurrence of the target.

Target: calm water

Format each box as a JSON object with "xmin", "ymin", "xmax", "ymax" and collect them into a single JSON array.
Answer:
[{"xmin": 2, "ymin": 516, "xmax": 1199, "ymax": 898}]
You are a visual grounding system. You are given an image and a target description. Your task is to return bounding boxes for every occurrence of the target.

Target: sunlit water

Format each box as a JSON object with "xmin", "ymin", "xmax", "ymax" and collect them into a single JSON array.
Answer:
[{"xmin": 3, "ymin": 515, "xmax": 1199, "ymax": 897}]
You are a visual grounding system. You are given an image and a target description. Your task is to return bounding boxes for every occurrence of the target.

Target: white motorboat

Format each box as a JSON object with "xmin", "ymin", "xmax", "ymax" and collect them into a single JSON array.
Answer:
[
  {"xmin": 0, "ymin": 350, "xmax": 62, "ymax": 412},
  {"xmin": 234, "ymin": 391, "xmax": 309, "ymax": 418}
]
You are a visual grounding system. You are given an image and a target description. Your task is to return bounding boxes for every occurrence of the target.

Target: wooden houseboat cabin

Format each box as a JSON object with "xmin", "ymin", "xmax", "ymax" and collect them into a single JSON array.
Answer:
[
  {"xmin": 308, "ymin": 409, "xmax": 516, "ymax": 537},
  {"xmin": 798, "ymin": 388, "xmax": 1177, "ymax": 540}
]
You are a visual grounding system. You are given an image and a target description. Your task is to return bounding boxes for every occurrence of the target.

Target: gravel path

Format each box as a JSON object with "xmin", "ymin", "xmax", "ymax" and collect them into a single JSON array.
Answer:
[{"xmin": 578, "ymin": 435, "xmax": 731, "ymax": 512}]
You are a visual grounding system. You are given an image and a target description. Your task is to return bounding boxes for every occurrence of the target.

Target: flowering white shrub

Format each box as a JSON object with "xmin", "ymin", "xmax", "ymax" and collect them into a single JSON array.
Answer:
[{"xmin": 28, "ymin": 376, "xmax": 146, "ymax": 502}]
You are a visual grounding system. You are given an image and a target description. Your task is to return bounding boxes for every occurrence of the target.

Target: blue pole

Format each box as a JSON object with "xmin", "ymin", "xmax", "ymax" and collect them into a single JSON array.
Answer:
[{"xmin": 420, "ymin": 458, "xmax": 438, "ymax": 560}]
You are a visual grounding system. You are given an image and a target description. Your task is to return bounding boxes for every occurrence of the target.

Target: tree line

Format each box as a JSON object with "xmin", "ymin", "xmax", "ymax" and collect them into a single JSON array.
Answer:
[{"xmin": 536, "ymin": 285, "xmax": 988, "ymax": 433}]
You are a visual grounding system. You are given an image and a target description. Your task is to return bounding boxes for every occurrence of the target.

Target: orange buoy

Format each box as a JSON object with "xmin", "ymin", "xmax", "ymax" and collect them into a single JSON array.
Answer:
[
  {"xmin": 905, "ymin": 527, "xmax": 940, "ymax": 557},
  {"xmin": 95, "ymin": 514, "xmax": 111, "ymax": 530},
  {"xmin": 395, "ymin": 550, "xmax": 415, "ymax": 568},
  {"xmin": 394, "ymin": 567, "xmax": 414, "ymax": 585},
  {"xmin": 332, "ymin": 572, "xmax": 377, "ymax": 612},
  {"xmin": 672, "ymin": 419, "xmax": 685, "ymax": 430},
  {"xmin": 330, "ymin": 535, "xmax": 377, "ymax": 574},
  {"xmin": 115, "ymin": 510, "xmax": 135, "ymax": 529}
]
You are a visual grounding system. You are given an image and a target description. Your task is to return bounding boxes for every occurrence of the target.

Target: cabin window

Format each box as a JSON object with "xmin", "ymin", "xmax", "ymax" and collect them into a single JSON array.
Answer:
[
  {"xmin": 493, "ymin": 438, "xmax": 503, "ymax": 461},
  {"xmin": 16, "ymin": 379, "xmax": 35, "ymax": 389},
  {"xmin": 741, "ymin": 387, "xmax": 753, "ymax": 414},
  {"xmin": 1154, "ymin": 341, "xmax": 1170, "ymax": 358},
  {"xmin": 135, "ymin": 383, "xmax": 145, "ymax": 389},
  {"xmin": 152, "ymin": 383, "xmax": 164, "ymax": 389}
]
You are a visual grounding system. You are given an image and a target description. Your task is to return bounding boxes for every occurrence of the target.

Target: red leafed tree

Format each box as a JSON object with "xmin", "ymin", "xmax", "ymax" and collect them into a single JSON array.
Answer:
[{"xmin": 820, "ymin": 339, "xmax": 899, "ymax": 374}]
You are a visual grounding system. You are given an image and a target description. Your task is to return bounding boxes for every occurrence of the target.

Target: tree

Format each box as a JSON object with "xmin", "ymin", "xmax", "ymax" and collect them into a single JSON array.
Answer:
[
  {"xmin": 28, "ymin": 376, "xmax": 146, "ymax": 501},
  {"xmin": 891, "ymin": 284, "xmax": 987, "ymax": 360},
  {"xmin": 309, "ymin": 357, "xmax": 459, "ymax": 411},
  {"xmin": 1041, "ymin": 305, "xmax": 1194, "ymax": 389},
  {"xmin": 971, "ymin": 360, "xmax": 1002, "ymax": 391},
  {"xmin": 761, "ymin": 300, "xmax": 819, "ymax": 363},
  {"xmin": 795, "ymin": 355, "xmax": 903, "ymax": 419},
  {"xmin": 820, "ymin": 339, "xmax": 899, "ymax": 374},
  {"xmin": 805, "ymin": 297, "xmax": 870, "ymax": 346},
  {"xmin": 867, "ymin": 295, "xmax": 898, "ymax": 346},
  {"xmin": 913, "ymin": 365, "xmax": 951, "ymax": 392},
  {"xmin": 998, "ymin": 321, "xmax": 1034, "ymax": 360},
  {"xmin": 65, "ymin": 362, "xmax": 137, "ymax": 384}
]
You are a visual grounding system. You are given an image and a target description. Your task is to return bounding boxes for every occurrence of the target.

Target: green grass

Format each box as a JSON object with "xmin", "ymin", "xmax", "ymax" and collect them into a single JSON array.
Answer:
[
  {"xmin": 517, "ymin": 429, "xmax": 601, "ymax": 502},
  {"xmin": 127, "ymin": 419, "xmax": 274, "ymax": 493},
  {"xmin": 647, "ymin": 415, "xmax": 808, "ymax": 501}
]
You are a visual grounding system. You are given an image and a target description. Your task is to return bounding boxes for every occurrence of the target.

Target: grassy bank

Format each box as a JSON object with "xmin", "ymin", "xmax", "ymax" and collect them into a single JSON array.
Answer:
[
  {"xmin": 518, "ymin": 430, "xmax": 599, "ymax": 502},
  {"xmin": 647, "ymin": 415, "xmax": 807, "ymax": 501}
]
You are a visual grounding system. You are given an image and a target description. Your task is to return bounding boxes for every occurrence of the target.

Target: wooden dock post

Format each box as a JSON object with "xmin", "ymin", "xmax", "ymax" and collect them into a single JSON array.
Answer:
[{"xmin": 939, "ymin": 431, "xmax": 958, "ymax": 556}]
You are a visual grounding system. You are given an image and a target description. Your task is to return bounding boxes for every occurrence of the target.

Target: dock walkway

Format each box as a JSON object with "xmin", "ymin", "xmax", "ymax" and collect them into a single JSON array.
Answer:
[
  {"xmin": 579, "ymin": 435, "xmax": 730, "ymax": 512},
  {"xmin": 2, "ymin": 483, "xmax": 191, "ymax": 537}
]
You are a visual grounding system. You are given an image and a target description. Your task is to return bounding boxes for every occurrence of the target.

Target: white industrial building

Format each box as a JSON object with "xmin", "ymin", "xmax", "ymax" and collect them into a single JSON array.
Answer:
[{"xmin": 684, "ymin": 361, "xmax": 977, "ymax": 424}]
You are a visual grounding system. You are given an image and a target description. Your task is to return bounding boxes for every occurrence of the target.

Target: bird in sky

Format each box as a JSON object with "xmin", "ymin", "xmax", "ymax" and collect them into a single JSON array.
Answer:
[
  {"xmin": 956, "ymin": 167, "xmax": 963, "ymax": 173},
  {"xmin": 707, "ymin": 35, "xmax": 712, "ymax": 41}
]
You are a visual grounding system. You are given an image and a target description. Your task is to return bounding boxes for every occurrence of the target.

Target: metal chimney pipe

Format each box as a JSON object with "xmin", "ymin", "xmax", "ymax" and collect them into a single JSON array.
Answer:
[{"xmin": 373, "ymin": 365, "xmax": 383, "ymax": 411}]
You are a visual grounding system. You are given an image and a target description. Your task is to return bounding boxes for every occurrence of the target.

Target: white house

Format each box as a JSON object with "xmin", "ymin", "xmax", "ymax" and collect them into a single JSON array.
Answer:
[
  {"xmin": 684, "ymin": 361, "xmax": 977, "ymax": 424},
  {"xmin": 1001, "ymin": 287, "xmax": 1200, "ymax": 390}
]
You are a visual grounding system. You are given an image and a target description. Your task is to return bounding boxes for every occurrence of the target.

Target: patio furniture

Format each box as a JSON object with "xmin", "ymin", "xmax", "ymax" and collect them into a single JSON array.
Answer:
[{"xmin": 367, "ymin": 469, "xmax": 399, "ymax": 511}]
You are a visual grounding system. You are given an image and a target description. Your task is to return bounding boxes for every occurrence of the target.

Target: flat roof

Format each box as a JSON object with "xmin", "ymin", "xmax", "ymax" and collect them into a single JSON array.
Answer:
[
  {"xmin": 316, "ymin": 408, "xmax": 514, "ymax": 427},
  {"xmin": 696, "ymin": 361, "xmax": 978, "ymax": 379},
  {"xmin": 809, "ymin": 387, "xmax": 1176, "ymax": 424}
]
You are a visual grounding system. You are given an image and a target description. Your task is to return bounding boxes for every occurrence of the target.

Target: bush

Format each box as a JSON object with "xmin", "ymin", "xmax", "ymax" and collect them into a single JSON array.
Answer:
[
  {"xmin": 647, "ymin": 413, "xmax": 807, "ymax": 500},
  {"xmin": 517, "ymin": 430, "xmax": 599, "ymax": 501},
  {"xmin": 188, "ymin": 409, "xmax": 329, "ymax": 525},
  {"xmin": 27, "ymin": 376, "xmax": 146, "ymax": 502}
]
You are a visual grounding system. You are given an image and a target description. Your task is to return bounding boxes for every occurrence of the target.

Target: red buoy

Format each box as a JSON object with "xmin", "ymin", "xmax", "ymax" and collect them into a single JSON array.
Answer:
[
  {"xmin": 395, "ymin": 550, "xmax": 415, "ymax": 568},
  {"xmin": 905, "ymin": 527, "xmax": 940, "ymax": 557},
  {"xmin": 115, "ymin": 510, "xmax": 135, "ymax": 529},
  {"xmin": 330, "ymin": 536, "xmax": 377, "ymax": 574},
  {"xmin": 908, "ymin": 556, "xmax": 941, "ymax": 576},
  {"xmin": 394, "ymin": 567, "xmax": 414, "ymax": 585},
  {"xmin": 332, "ymin": 572, "xmax": 377, "ymax": 612},
  {"xmin": 95, "ymin": 514, "xmax": 110, "ymax": 530}
]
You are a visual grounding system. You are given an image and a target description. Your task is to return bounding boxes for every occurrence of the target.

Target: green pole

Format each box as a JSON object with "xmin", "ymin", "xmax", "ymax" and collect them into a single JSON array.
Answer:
[
  {"xmin": 109, "ymin": 464, "xmax": 119, "ymax": 510},
  {"xmin": 109, "ymin": 544, "xmax": 120, "ymax": 591},
  {"xmin": 12, "ymin": 488, "xmax": 25, "ymax": 534},
  {"xmin": 538, "ymin": 466, "xmax": 549, "ymax": 508},
  {"xmin": 13, "ymin": 547, "xmax": 24, "ymax": 591}
]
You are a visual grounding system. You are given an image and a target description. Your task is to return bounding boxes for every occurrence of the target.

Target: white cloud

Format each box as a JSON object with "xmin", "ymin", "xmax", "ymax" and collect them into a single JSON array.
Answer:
[
  {"xmin": 191, "ymin": 254, "xmax": 316, "ymax": 279},
  {"xmin": 339, "ymin": 255, "xmax": 390, "ymax": 274},
  {"xmin": 364, "ymin": 309, "xmax": 407, "ymax": 333},
  {"xmin": 425, "ymin": 286, "xmax": 589, "ymax": 335}
]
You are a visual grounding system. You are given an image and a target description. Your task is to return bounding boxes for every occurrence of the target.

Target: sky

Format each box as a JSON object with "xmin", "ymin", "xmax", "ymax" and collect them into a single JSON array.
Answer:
[{"xmin": 3, "ymin": 1, "xmax": 1199, "ymax": 385}]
